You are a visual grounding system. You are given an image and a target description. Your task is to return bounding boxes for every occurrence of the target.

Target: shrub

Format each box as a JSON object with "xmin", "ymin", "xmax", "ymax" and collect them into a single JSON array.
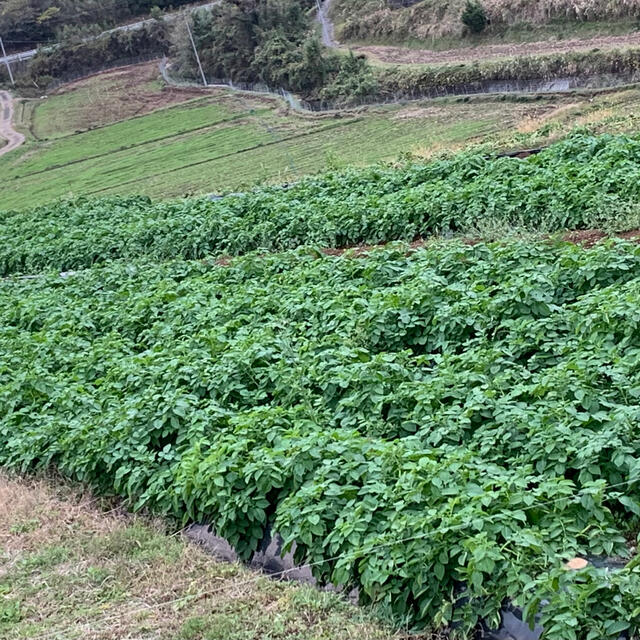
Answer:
[{"xmin": 462, "ymin": 1, "xmax": 488, "ymax": 33}]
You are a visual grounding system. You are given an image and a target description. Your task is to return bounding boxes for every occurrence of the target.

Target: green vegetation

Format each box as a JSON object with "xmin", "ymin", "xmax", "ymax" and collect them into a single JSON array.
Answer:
[
  {"xmin": 374, "ymin": 48, "xmax": 640, "ymax": 101},
  {"xmin": 29, "ymin": 68, "xmax": 165, "ymax": 139},
  {"xmin": 172, "ymin": 0, "xmax": 377, "ymax": 104},
  {"xmin": 461, "ymin": 1, "xmax": 488, "ymax": 35},
  {"xmin": 2, "ymin": 237, "xmax": 640, "ymax": 636},
  {"xmin": 13, "ymin": 20, "xmax": 170, "ymax": 90},
  {"xmin": 1, "ymin": 472, "xmax": 395, "ymax": 639},
  {"xmin": 2, "ymin": 133, "xmax": 640, "ymax": 274},
  {"xmin": 0, "ymin": 0, "xmax": 193, "ymax": 52},
  {"xmin": 3, "ymin": 64, "xmax": 545, "ymax": 210}
]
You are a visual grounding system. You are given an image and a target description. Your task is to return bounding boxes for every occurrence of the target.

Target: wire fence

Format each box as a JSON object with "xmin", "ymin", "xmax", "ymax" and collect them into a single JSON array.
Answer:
[
  {"xmin": 0, "ymin": 53, "xmax": 163, "ymax": 91},
  {"xmin": 160, "ymin": 56, "xmax": 640, "ymax": 114},
  {"xmin": 43, "ymin": 53, "xmax": 162, "ymax": 92}
]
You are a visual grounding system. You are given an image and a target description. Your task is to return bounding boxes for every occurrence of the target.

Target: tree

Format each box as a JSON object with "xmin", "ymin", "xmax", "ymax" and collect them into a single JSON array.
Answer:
[{"xmin": 461, "ymin": 1, "xmax": 488, "ymax": 34}]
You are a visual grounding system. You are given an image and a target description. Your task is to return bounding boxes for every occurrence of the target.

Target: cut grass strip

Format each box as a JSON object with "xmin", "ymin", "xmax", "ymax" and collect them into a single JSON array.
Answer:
[{"xmin": 0, "ymin": 471, "xmax": 408, "ymax": 640}]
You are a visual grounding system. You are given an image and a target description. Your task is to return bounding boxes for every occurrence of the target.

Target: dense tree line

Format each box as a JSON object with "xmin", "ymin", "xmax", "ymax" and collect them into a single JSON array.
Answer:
[
  {"xmin": 2, "ymin": 20, "xmax": 170, "ymax": 90},
  {"xmin": 1, "ymin": 0, "xmax": 378, "ymax": 106},
  {"xmin": 0, "ymin": 0, "xmax": 193, "ymax": 51},
  {"xmin": 170, "ymin": 0, "xmax": 377, "ymax": 104}
]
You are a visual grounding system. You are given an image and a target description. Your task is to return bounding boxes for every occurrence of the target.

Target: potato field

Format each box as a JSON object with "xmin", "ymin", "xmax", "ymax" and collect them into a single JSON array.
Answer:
[{"xmin": 2, "ymin": 133, "xmax": 640, "ymax": 638}]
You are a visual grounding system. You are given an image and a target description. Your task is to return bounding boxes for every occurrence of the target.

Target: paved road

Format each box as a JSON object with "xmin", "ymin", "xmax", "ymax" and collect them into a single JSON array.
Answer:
[
  {"xmin": 0, "ymin": 1, "xmax": 219, "ymax": 67},
  {"xmin": 0, "ymin": 91, "xmax": 25, "ymax": 157}
]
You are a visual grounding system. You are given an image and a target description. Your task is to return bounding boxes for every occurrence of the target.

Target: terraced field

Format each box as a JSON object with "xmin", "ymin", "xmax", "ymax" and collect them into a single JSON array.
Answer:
[
  {"xmin": 5, "ymin": 62, "xmax": 640, "ymax": 211},
  {"xmin": 0, "ymin": 67, "xmax": 506, "ymax": 209},
  {"xmin": 3, "ymin": 114, "xmax": 640, "ymax": 639}
]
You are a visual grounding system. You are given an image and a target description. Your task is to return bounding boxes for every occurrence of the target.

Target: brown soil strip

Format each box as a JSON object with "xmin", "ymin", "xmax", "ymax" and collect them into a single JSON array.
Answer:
[
  {"xmin": 563, "ymin": 228, "xmax": 640, "ymax": 247},
  {"xmin": 353, "ymin": 32, "xmax": 640, "ymax": 66},
  {"xmin": 212, "ymin": 229, "xmax": 640, "ymax": 268},
  {"xmin": 47, "ymin": 61, "xmax": 209, "ymax": 133}
]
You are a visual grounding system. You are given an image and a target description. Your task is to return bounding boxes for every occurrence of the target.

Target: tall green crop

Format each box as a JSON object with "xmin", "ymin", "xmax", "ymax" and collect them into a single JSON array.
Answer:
[
  {"xmin": 1, "ymin": 132, "xmax": 640, "ymax": 276},
  {"xmin": 2, "ymin": 239, "xmax": 640, "ymax": 636}
]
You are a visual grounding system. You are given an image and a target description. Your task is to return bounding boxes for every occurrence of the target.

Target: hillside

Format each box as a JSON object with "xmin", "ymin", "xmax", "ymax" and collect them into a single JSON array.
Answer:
[
  {"xmin": 3, "ymin": 89, "xmax": 640, "ymax": 639},
  {"xmin": 331, "ymin": 0, "xmax": 640, "ymax": 47},
  {"xmin": 5, "ymin": 1, "xmax": 640, "ymax": 636},
  {"xmin": 5, "ymin": 62, "xmax": 640, "ymax": 210},
  {"xmin": 0, "ymin": 0, "xmax": 195, "ymax": 52},
  {"xmin": 0, "ymin": 63, "xmax": 504, "ymax": 209}
]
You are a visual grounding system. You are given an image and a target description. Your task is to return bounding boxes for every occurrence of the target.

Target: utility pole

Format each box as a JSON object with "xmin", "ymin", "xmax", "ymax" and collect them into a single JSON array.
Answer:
[
  {"xmin": 0, "ymin": 37, "xmax": 15, "ymax": 86},
  {"xmin": 185, "ymin": 19, "xmax": 207, "ymax": 87}
]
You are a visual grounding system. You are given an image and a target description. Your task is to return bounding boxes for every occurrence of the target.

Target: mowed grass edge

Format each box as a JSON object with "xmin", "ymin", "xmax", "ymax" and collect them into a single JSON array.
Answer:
[{"xmin": 0, "ymin": 471, "xmax": 409, "ymax": 640}]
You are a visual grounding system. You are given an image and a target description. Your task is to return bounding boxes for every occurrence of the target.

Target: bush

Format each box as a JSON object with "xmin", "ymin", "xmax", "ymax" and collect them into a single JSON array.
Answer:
[
  {"xmin": 462, "ymin": 1, "xmax": 488, "ymax": 34},
  {"xmin": 3, "ymin": 240, "xmax": 640, "ymax": 636}
]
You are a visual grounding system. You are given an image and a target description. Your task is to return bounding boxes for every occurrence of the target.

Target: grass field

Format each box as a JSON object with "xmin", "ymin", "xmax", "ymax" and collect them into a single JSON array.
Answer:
[
  {"xmin": 4, "ymin": 62, "xmax": 640, "ymax": 211},
  {"xmin": 0, "ymin": 471, "xmax": 402, "ymax": 640},
  {"xmin": 0, "ymin": 63, "xmax": 508, "ymax": 209}
]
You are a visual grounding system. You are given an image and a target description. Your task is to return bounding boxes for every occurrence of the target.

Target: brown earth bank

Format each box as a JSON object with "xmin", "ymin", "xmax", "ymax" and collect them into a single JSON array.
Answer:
[
  {"xmin": 45, "ymin": 61, "xmax": 208, "ymax": 132},
  {"xmin": 353, "ymin": 31, "xmax": 640, "ymax": 65},
  {"xmin": 319, "ymin": 229, "xmax": 640, "ymax": 257},
  {"xmin": 562, "ymin": 228, "xmax": 640, "ymax": 246},
  {"xmin": 212, "ymin": 229, "xmax": 640, "ymax": 267}
]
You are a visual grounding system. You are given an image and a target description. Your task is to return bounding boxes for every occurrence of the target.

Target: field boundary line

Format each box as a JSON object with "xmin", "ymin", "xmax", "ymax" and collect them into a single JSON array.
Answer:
[
  {"xmin": 30, "ymin": 91, "xmax": 218, "ymax": 143},
  {"xmin": 82, "ymin": 117, "xmax": 364, "ymax": 196},
  {"xmin": 9, "ymin": 109, "xmax": 273, "ymax": 181}
]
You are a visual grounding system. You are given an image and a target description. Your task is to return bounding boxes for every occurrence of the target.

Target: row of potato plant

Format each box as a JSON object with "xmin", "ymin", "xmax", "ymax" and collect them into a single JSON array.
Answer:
[
  {"xmin": 1, "ymin": 133, "xmax": 640, "ymax": 276},
  {"xmin": 1, "ymin": 239, "xmax": 640, "ymax": 637}
]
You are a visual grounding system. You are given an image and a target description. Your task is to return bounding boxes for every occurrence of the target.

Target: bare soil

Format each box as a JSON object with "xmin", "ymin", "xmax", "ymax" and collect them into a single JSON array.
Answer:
[
  {"xmin": 0, "ymin": 91, "xmax": 25, "ymax": 157},
  {"xmin": 563, "ymin": 228, "xmax": 640, "ymax": 246},
  {"xmin": 354, "ymin": 31, "xmax": 640, "ymax": 65},
  {"xmin": 215, "ymin": 229, "xmax": 640, "ymax": 266},
  {"xmin": 49, "ymin": 62, "xmax": 208, "ymax": 132}
]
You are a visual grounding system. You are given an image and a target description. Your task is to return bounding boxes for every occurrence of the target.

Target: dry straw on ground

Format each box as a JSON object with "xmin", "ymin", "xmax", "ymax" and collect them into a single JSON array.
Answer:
[{"xmin": 0, "ymin": 471, "xmax": 416, "ymax": 640}]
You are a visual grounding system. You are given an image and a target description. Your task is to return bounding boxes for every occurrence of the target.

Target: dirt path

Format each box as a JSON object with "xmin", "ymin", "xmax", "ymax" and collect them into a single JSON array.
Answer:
[
  {"xmin": 351, "ymin": 31, "xmax": 640, "ymax": 65},
  {"xmin": 317, "ymin": 0, "xmax": 337, "ymax": 49},
  {"xmin": 0, "ymin": 91, "xmax": 25, "ymax": 157}
]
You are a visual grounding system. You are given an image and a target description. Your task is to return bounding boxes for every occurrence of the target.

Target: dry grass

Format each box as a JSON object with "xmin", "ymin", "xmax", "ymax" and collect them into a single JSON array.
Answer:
[
  {"xmin": 484, "ymin": 0, "xmax": 640, "ymax": 24},
  {"xmin": 30, "ymin": 62, "xmax": 207, "ymax": 140},
  {"xmin": 334, "ymin": 0, "xmax": 640, "ymax": 42},
  {"xmin": 408, "ymin": 139, "xmax": 469, "ymax": 160},
  {"xmin": 0, "ymin": 471, "xmax": 414, "ymax": 640},
  {"xmin": 516, "ymin": 102, "xmax": 582, "ymax": 133}
]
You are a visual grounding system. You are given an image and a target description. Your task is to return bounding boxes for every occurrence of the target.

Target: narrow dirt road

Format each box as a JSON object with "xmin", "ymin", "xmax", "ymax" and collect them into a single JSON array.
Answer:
[
  {"xmin": 0, "ymin": 91, "xmax": 25, "ymax": 157},
  {"xmin": 352, "ymin": 32, "xmax": 640, "ymax": 65},
  {"xmin": 314, "ymin": 2, "xmax": 640, "ymax": 64},
  {"xmin": 317, "ymin": 0, "xmax": 337, "ymax": 48}
]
